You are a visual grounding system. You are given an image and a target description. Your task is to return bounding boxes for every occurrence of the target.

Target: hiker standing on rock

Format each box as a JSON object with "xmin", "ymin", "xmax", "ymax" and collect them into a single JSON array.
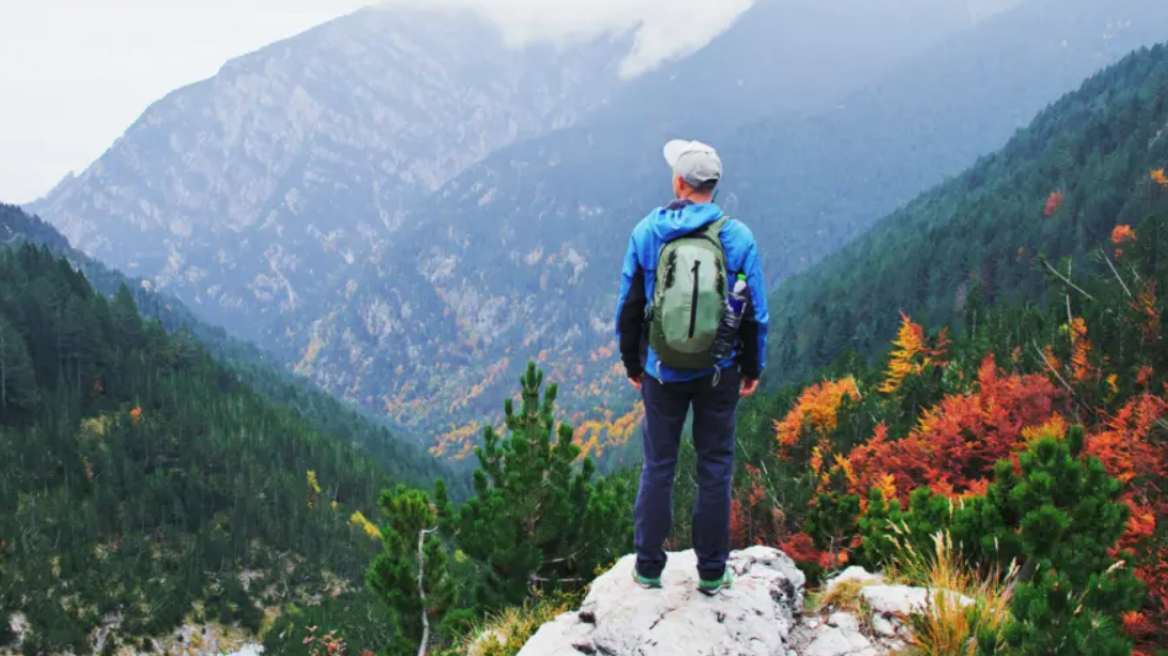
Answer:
[{"xmin": 615, "ymin": 139, "xmax": 769, "ymax": 596}]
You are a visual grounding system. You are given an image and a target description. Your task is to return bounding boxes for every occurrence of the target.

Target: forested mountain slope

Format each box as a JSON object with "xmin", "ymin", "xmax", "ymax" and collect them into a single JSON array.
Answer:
[
  {"xmin": 768, "ymin": 42, "xmax": 1168, "ymax": 384},
  {"xmin": 0, "ymin": 245, "xmax": 390, "ymax": 653},
  {"xmin": 291, "ymin": 0, "xmax": 1168, "ymax": 457},
  {"xmin": 0, "ymin": 203, "xmax": 448, "ymax": 488}
]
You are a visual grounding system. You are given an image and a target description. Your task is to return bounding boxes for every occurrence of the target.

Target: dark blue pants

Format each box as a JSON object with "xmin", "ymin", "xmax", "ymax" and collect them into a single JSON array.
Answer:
[{"xmin": 635, "ymin": 368, "xmax": 739, "ymax": 581}]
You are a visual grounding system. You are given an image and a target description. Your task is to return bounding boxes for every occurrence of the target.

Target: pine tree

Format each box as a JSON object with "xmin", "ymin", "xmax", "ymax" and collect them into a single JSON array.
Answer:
[
  {"xmin": 0, "ymin": 313, "xmax": 39, "ymax": 422},
  {"xmin": 110, "ymin": 285, "xmax": 142, "ymax": 351},
  {"xmin": 977, "ymin": 431, "xmax": 1145, "ymax": 656},
  {"xmin": 366, "ymin": 484, "xmax": 449, "ymax": 653},
  {"xmin": 447, "ymin": 362, "xmax": 632, "ymax": 601}
]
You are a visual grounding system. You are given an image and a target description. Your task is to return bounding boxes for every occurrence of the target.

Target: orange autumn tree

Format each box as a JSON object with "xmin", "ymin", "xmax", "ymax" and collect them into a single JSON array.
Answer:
[
  {"xmin": 847, "ymin": 354, "xmax": 1065, "ymax": 502},
  {"xmin": 1131, "ymin": 281, "xmax": 1161, "ymax": 346},
  {"xmin": 877, "ymin": 313, "xmax": 950, "ymax": 395},
  {"xmin": 1113, "ymin": 224, "xmax": 1137, "ymax": 258},
  {"xmin": 1044, "ymin": 190, "xmax": 1065, "ymax": 216},
  {"xmin": 774, "ymin": 376, "xmax": 861, "ymax": 459},
  {"xmin": 1067, "ymin": 316, "xmax": 1097, "ymax": 383},
  {"xmin": 1088, "ymin": 391, "xmax": 1168, "ymax": 632}
]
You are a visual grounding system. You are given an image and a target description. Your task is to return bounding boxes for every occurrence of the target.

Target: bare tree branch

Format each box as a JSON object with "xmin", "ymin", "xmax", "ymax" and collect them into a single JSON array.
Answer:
[
  {"xmin": 1043, "ymin": 260, "xmax": 1095, "ymax": 301},
  {"xmin": 1033, "ymin": 340, "xmax": 1075, "ymax": 395},
  {"xmin": 1100, "ymin": 249, "xmax": 1133, "ymax": 299},
  {"xmin": 417, "ymin": 526, "xmax": 438, "ymax": 656}
]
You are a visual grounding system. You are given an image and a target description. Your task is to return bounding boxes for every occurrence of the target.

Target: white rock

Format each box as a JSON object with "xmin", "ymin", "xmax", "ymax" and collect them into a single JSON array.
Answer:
[
  {"xmin": 870, "ymin": 612, "xmax": 900, "ymax": 637},
  {"xmin": 802, "ymin": 627, "xmax": 856, "ymax": 656},
  {"xmin": 860, "ymin": 585, "xmax": 972, "ymax": 617},
  {"xmin": 516, "ymin": 547, "xmax": 805, "ymax": 656},
  {"xmin": 827, "ymin": 612, "xmax": 860, "ymax": 633},
  {"xmin": 842, "ymin": 628, "xmax": 872, "ymax": 651},
  {"xmin": 825, "ymin": 566, "xmax": 885, "ymax": 595}
]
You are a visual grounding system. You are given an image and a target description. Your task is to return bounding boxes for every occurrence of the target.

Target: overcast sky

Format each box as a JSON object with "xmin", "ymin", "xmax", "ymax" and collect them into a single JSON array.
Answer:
[{"xmin": 0, "ymin": 0, "xmax": 754, "ymax": 204}]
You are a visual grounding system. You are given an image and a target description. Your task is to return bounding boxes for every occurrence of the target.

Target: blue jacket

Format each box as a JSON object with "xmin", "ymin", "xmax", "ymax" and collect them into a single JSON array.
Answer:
[{"xmin": 615, "ymin": 200, "xmax": 769, "ymax": 383}]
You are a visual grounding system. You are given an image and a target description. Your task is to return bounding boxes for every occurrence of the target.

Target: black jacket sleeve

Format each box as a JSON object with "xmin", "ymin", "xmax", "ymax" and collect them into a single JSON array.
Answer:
[
  {"xmin": 617, "ymin": 266, "xmax": 647, "ymax": 379},
  {"xmin": 737, "ymin": 291, "xmax": 762, "ymax": 379}
]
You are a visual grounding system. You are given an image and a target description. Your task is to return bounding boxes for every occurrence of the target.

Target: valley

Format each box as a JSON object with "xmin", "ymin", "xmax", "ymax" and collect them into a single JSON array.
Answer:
[{"xmin": 3, "ymin": 1, "xmax": 1168, "ymax": 654}]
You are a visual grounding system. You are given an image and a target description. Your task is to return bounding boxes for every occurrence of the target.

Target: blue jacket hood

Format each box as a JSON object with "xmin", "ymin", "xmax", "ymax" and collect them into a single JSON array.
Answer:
[{"xmin": 650, "ymin": 200, "xmax": 724, "ymax": 242}]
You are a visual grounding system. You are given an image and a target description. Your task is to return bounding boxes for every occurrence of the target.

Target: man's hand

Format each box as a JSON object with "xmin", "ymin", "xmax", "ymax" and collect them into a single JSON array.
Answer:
[
  {"xmin": 629, "ymin": 374, "xmax": 644, "ymax": 391},
  {"xmin": 740, "ymin": 378, "xmax": 759, "ymax": 398}
]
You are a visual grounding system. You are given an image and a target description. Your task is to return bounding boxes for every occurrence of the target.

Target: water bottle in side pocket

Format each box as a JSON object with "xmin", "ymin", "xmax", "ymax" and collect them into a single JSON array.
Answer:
[{"xmin": 710, "ymin": 273, "xmax": 748, "ymax": 362}]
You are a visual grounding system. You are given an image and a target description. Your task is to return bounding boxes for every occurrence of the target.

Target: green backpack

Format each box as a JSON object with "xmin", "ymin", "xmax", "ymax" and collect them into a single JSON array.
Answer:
[{"xmin": 649, "ymin": 217, "xmax": 729, "ymax": 370}]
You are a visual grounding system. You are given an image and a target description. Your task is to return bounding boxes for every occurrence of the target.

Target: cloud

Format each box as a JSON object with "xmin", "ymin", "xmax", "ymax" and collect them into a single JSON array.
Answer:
[
  {"xmin": 0, "ymin": 0, "xmax": 753, "ymax": 203},
  {"xmin": 390, "ymin": 0, "xmax": 755, "ymax": 76}
]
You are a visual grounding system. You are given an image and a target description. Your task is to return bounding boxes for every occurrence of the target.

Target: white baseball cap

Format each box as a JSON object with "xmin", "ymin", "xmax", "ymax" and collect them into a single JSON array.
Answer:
[{"xmin": 663, "ymin": 139, "xmax": 723, "ymax": 189}]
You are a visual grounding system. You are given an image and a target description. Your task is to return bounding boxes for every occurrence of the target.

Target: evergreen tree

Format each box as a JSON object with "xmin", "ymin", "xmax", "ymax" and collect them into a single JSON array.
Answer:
[
  {"xmin": 0, "ymin": 313, "xmax": 39, "ymax": 422},
  {"xmin": 977, "ymin": 432, "xmax": 1145, "ymax": 656},
  {"xmin": 367, "ymin": 485, "xmax": 450, "ymax": 651},
  {"xmin": 445, "ymin": 362, "xmax": 632, "ymax": 601}
]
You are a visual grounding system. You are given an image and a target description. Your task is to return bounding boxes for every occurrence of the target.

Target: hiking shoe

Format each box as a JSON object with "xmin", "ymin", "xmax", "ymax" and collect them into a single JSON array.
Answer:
[
  {"xmin": 698, "ymin": 571, "xmax": 732, "ymax": 596},
  {"xmin": 632, "ymin": 569, "xmax": 663, "ymax": 589}
]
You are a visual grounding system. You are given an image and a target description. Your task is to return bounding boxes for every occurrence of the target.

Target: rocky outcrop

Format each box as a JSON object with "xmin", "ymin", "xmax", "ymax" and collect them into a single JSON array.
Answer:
[
  {"xmin": 515, "ymin": 547, "xmax": 805, "ymax": 656},
  {"xmin": 511, "ymin": 556, "xmax": 979, "ymax": 656}
]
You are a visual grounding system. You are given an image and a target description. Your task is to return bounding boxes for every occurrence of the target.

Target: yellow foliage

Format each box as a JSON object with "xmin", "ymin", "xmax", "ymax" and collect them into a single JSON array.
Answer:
[
  {"xmin": 348, "ymin": 511, "xmax": 381, "ymax": 541},
  {"xmin": 774, "ymin": 377, "xmax": 861, "ymax": 456},
  {"xmin": 80, "ymin": 416, "xmax": 110, "ymax": 439},
  {"xmin": 875, "ymin": 473, "xmax": 898, "ymax": 503},
  {"xmin": 879, "ymin": 313, "xmax": 949, "ymax": 394},
  {"xmin": 574, "ymin": 402, "xmax": 644, "ymax": 460},
  {"xmin": 1068, "ymin": 317, "xmax": 1094, "ymax": 383},
  {"xmin": 307, "ymin": 470, "xmax": 322, "ymax": 508},
  {"xmin": 1152, "ymin": 168, "xmax": 1168, "ymax": 186},
  {"xmin": 1021, "ymin": 414, "xmax": 1068, "ymax": 445}
]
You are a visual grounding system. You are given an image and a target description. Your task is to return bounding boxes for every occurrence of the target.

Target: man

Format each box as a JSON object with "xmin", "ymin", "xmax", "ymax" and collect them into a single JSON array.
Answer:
[{"xmin": 615, "ymin": 139, "xmax": 768, "ymax": 596}]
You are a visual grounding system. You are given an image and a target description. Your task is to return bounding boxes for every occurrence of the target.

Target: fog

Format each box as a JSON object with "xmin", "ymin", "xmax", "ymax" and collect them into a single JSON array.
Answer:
[{"xmin": 0, "ymin": 0, "xmax": 1016, "ymax": 203}]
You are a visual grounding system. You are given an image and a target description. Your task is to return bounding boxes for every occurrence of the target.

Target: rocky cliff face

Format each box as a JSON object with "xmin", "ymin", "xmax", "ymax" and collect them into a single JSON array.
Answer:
[{"xmin": 29, "ymin": 5, "xmax": 631, "ymax": 341}]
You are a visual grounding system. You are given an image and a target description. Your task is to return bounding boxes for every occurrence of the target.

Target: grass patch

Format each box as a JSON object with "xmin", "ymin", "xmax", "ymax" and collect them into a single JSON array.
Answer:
[
  {"xmin": 888, "ymin": 532, "xmax": 1015, "ymax": 656},
  {"xmin": 456, "ymin": 590, "xmax": 583, "ymax": 656},
  {"xmin": 807, "ymin": 577, "xmax": 879, "ymax": 614}
]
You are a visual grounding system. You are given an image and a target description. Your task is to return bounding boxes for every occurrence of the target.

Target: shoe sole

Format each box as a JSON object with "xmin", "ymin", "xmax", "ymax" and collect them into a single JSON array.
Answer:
[
  {"xmin": 631, "ymin": 571, "xmax": 663, "ymax": 590},
  {"xmin": 698, "ymin": 576, "xmax": 732, "ymax": 596}
]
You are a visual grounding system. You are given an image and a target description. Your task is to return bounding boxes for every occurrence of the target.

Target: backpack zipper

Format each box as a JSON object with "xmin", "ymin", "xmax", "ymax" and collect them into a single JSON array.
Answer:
[{"xmin": 688, "ymin": 260, "xmax": 700, "ymax": 339}]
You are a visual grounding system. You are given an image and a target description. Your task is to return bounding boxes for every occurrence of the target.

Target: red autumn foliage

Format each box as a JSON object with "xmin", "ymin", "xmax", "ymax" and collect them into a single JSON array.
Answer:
[
  {"xmin": 843, "ymin": 354, "xmax": 1065, "ymax": 502},
  {"xmin": 1044, "ymin": 190, "xmax": 1064, "ymax": 217},
  {"xmin": 780, "ymin": 532, "xmax": 828, "ymax": 569}
]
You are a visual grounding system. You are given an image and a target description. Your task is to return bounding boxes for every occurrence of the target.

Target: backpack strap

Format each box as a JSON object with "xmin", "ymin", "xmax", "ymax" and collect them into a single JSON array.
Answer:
[{"xmin": 693, "ymin": 217, "xmax": 728, "ymax": 248}]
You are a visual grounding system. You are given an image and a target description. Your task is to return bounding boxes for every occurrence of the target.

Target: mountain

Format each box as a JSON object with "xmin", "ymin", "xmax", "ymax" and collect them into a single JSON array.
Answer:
[
  {"xmin": 28, "ymin": 5, "xmax": 633, "ymax": 343},
  {"xmin": 289, "ymin": 0, "xmax": 1168, "ymax": 455},
  {"xmin": 0, "ymin": 242, "xmax": 393, "ymax": 653},
  {"xmin": 765, "ymin": 41, "xmax": 1168, "ymax": 384},
  {"xmin": 0, "ymin": 202, "xmax": 451, "ymax": 489}
]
